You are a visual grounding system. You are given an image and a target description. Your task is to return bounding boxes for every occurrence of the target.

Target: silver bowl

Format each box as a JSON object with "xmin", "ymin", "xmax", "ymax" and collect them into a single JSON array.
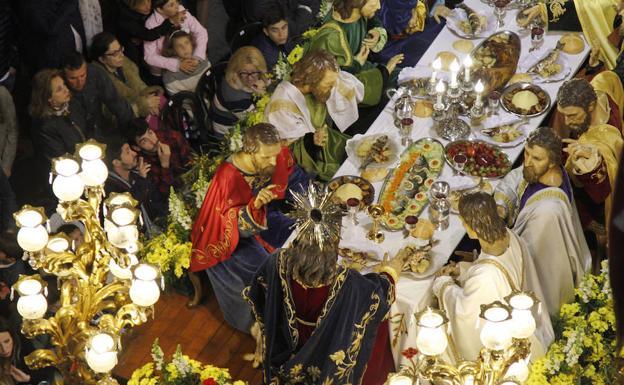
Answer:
[{"xmin": 500, "ymin": 82, "xmax": 551, "ymax": 117}]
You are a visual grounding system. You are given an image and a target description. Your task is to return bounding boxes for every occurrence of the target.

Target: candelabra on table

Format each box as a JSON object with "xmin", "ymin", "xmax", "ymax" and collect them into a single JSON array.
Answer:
[
  {"xmin": 427, "ymin": 56, "xmax": 490, "ymax": 141},
  {"xmin": 386, "ymin": 291, "xmax": 539, "ymax": 385},
  {"xmin": 11, "ymin": 140, "xmax": 163, "ymax": 385}
]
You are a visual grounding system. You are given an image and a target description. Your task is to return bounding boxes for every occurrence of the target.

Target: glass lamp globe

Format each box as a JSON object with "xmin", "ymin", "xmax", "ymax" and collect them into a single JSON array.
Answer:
[
  {"xmin": 85, "ymin": 333, "xmax": 118, "ymax": 373},
  {"xmin": 76, "ymin": 141, "xmax": 108, "ymax": 187},
  {"xmin": 46, "ymin": 234, "xmax": 70, "ymax": 253},
  {"xmin": 15, "ymin": 277, "xmax": 48, "ymax": 319},
  {"xmin": 388, "ymin": 375, "xmax": 412, "ymax": 385},
  {"xmin": 415, "ymin": 308, "xmax": 449, "ymax": 356},
  {"xmin": 14, "ymin": 206, "xmax": 49, "ymax": 252},
  {"xmin": 130, "ymin": 263, "xmax": 161, "ymax": 307},
  {"xmin": 52, "ymin": 156, "xmax": 84, "ymax": 201},
  {"xmin": 479, "ymin": 301, "xmax": 513, "ymax": 351},
  {"xmin": 110, "ymin": 206, "xmax": 138, "ymax": 227},
  {"xmin": 506, "ymin": 359, "xmax": 530, "ymax": 382},
  {"xmin": 506, "ymin": 292, "xmax": 537, "ymax": 339}
]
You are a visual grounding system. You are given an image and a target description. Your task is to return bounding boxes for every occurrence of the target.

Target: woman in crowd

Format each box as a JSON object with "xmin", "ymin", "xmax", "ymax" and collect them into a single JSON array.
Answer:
[
  {"xmin": 0, "ymin": 316, "xmax": 49, "ymax": 384},
  {"xmin": 209, "ymin": 46, "xmax": 269, "ymax": 135},
  {"xmin": 117, "ymin": 0, "xmax": 181, "ymax": 85},
  {"xmin": 90, "ymin": 31, "xmax": 166, "ymax": 132},
  {"xmin": 162, "ymin": 30, "xmax": 212, "ymax": 96},
  {"xmin": 29, "ymin": 69, "xmax": 87, "ymax": 163}
]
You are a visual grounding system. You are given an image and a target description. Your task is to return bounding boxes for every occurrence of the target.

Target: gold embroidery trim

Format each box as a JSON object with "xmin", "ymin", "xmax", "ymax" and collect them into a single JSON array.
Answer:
[
  {"xmin": 278, "ymin": 250, "xmax": 300, "ymax": 347},
  {"xmin": 318, "ymin": 22, "xmax": 353, "ymax": 66},
  {"xmin": 242, "ymin": 284, "xmax": 267, "ymax": 383},
  {"xmin": 436, "ymin": 280, "xmax": 462, "ymax": 362},
  {"xmin": 525, "ymin": 188, "xmax": 570, "ymax": 209},
  {"xmin": 549, "ymin": 0, "xmax": 568, "ymax": 23},
  {"xmin": 195, "ymin": 208, "xmax": 237, "ymax": 264}
]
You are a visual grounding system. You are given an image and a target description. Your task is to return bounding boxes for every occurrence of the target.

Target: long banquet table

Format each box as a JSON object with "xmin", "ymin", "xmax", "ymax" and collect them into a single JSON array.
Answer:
[{"xmin": 331, "ymin": 0, "xmax": 590, "ymax": 367}]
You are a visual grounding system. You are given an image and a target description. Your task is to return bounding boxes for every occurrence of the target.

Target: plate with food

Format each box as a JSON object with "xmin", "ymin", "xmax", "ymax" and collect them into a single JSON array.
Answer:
[
  {"xmin": 445, "ymin": 140, "xmax": 512, "ymax": 179},
  {"xmin": 515, "ymin": 7, "xmax": 544, "ymax": 29},
  {"xmin": 559, "ymin": 33, "xmax": 585, "ymax": 55},
  {"xmin": 501, "ymin": 82, "xmax": 551, "ymax": 117},
  {"xmin": 327, "ymin": 175, "xmax": 375, "ymax": 208},
  {"xmin": 521, "ymin": 42, "xmax": 571, "ymax": 82},
  {"xmin": 475, "ymin": 121, "xmax": 527, "ymax": 147},
  {"xmin": 377, "ymin": 138, "xmax": 445, "ymax": 231},
  {"xmin": 346, "ymin": 133, "xmax": 401, "ymax": 170},
  {"xmin": 470, "ymin": 31, "xmax": 521, "ymax": 93},
  {"xmin": 447, "ymin": 4, "xmax": 496, "ymax": 39}
]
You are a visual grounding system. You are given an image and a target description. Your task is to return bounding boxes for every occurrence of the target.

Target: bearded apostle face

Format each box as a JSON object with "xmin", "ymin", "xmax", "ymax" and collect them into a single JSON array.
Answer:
[
  {"xmin": 311, "ymin": 69, "xmax": 339, "ymax": 103},
  {"xmin": 523, "ymin": 144, "xmax": 555, "ymax": 183},
  {"xmin": 360, "ymin": 0, "xmax": 381, "ymax": 19},
  {"xmin": 250, "ymin": 142, "xmax": 282, "ymax": 176},
  {"xmin": 557, "ymin": 104, "xmax": 593, "ymax": 139}
]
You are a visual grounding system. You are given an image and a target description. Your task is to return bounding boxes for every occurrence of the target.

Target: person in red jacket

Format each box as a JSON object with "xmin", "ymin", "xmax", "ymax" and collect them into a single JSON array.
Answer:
[{"xmin": 190, "ymin": 123, "xmax": 310, "ymax": 332}]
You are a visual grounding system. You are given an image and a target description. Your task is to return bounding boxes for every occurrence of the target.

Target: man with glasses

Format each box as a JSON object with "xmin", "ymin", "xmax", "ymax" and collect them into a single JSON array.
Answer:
[{"xmin": 61, "ymin": 51, "xmax": 134, "ymax": 141}]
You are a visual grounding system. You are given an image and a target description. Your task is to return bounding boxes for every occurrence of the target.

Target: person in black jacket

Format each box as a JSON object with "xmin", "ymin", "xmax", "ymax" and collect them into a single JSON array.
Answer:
[
  {"xmin": 62, "ymin": 52, "xmax": 134, "ymax": 141},
  {"xmin": 117, "ymin": 0, "xmax": 182, "ymax": 85},
  {"xmin": 29, "ymin": 69, "xmax": 87, "ymax": 163},
  {"xmin": 0, "ymin": 0, "xmax": 18, "ymax": 92},
  {"xmin": 104, "ymin": 138, "xmax": 167, "ymax": 237},
  {"xmin": 251, "ymin": 2, "xmax": 296, "ymax": 70},
  {"xmin": 13, "ymin": 0, "xmax": 86, "ymax": 74},
  {"xmin": 243, "ymin": 0, "xmax": 320, "ymax": 37}
]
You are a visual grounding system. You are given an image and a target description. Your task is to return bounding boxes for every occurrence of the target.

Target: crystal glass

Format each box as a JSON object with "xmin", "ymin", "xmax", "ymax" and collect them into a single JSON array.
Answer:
[
  {"xmin": 430, "ymin": 199, "xmax": 450, "ymax": 230},
  {"xmin": 494, "ymin": 0, "xmax": 509, "ymax": 27},
  {"xmin": 347, "ymin": 197, "xmax": 360, "ymax": 226},
  {"xmin": 399, "ymin": 117, "xmax": 414, "ymax": 146},
  {"xmin": 453, "ymin": 153, "xmax": 468, "ymax": 175},
  {"xmin": 404, "ymin": 215, "xmax": 419, "ymax": 238},
  {"xmin": 488, "ymin": 91, "xmax": 501, "ymax": 116},
  {"xmin": 531, "ymin": 26, "xmax": 545, "ymax": 50}
]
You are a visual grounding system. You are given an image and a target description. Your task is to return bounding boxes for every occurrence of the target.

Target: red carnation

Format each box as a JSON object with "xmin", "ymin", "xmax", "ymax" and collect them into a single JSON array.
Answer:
[
  {"xmin": 401, "ymin": 347, "xmax": 419, "ymax": 359},
  {"xmin": 203, "ymin": 379, "xmax": 218, "ymax": 385}
]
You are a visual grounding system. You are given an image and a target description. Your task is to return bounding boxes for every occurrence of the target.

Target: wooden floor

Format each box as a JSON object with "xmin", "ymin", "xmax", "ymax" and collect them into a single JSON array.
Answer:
[{"xmin": 113, "ymin": 289, "xmax": 263, "ymax": 385}]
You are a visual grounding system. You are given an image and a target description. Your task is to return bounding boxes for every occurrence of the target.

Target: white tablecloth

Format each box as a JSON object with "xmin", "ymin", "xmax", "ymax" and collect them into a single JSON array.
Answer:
[{"xmin": 331, "ymin": 0, "xmax": 590, "ymax": 367}]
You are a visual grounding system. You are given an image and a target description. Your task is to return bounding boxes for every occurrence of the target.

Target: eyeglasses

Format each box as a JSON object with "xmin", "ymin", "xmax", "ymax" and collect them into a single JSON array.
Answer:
[
  {"xmin": 238, "ymin": 71, "xmax": 264, "ymax": 80},
  {"xmin": 105, "ymin": 46, "xmax": 125, "ymax": 57}
]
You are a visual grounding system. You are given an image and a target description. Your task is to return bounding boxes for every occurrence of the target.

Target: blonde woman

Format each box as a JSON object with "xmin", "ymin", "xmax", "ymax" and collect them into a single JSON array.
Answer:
[{"xmin": 209, "ymin": 46, "xmax": 269, "ymax": 135}]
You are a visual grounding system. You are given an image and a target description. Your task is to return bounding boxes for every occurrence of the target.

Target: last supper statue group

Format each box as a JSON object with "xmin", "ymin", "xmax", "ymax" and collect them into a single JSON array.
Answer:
[{"xmin": 181, "ymin": 0, "xmax": 624, "ymax": 383}]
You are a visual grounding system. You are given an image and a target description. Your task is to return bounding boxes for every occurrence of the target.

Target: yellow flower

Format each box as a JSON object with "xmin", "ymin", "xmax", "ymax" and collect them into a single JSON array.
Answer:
[
  {"xmin": 233, "ymin": 381, "xmax": 247, "ymax": 385},
  {"xmin": 302, "ymin": 28, "xmax": 319, "ymax": 39},
  {"xmin": 287, "ymin": 45, "xmax": 304, "ymax": 65}
]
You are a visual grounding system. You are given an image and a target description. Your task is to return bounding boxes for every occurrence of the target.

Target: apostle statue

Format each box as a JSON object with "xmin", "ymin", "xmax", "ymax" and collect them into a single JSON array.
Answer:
[
  {"xmin": 433, "ymin": 192, "xmax": 554, "ymax": 363},
  {"xmin": 190, "ymin": 123, "xmax": 310, "ymax": 333},
  {"xmin": 554, "ymin": 77, "xmax": 624, "ymax": 230},
  {"xmin": 494, "ymin": 127, "xmax": 591, "ymax": 317},
  {"xmin": 308, "ymin": 0, "xmax": 404, "ymax": 107},
  {"xmin": 520, "ymin": 0, "xmax": 621, "ymax": 69},
  {"xmin": 244, "ymin": 183, "xmax": 402, "ymax": 385},
  {"xmin": 265, "ymin": 51, "xmax": 363, "ymax": 181}
]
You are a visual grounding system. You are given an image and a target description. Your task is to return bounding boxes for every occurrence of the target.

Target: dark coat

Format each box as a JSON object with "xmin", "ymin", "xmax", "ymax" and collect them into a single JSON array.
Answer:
[
  {"xmin": 34, "ymin": 99, "xmax": 87, "ymax": 163},
  {"xmin": 243, "ymin": 0, "xmax": 320, "ymax": 37},
  {"xmin": 13, "ymin": 0, "xmax": 86, "ymax": 73}
]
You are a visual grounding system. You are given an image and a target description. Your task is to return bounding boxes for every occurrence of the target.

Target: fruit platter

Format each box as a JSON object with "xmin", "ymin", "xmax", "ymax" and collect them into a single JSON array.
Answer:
[
  {"xmin": 445, "ymin": 140, "xmax": 512, "ymax": 179},
  {"xmin": 378, "ymin": 138, "xmax": 445, "ymax": 231}
]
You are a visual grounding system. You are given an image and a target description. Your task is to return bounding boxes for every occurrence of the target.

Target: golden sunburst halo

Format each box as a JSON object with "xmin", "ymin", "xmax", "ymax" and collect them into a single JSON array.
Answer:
[{"xmin": 288, "ymin": 181, "xmax": 344, "ymax": 251}]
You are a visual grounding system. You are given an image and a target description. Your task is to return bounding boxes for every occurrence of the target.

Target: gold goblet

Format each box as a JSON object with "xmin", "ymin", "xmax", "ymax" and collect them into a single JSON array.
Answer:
[{"xmin": 367, "ymin": 204, "xmax": 385, "ymax": 243}]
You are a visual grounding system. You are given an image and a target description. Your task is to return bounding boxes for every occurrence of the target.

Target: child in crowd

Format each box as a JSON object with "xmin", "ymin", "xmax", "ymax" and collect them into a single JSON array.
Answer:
[{"xmin": 162, "ymin": 30, "xmax": 212, "ymax": 96}]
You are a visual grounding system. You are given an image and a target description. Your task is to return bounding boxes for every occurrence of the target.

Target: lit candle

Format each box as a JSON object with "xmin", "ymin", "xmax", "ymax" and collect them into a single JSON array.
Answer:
[
  {"xmin": 450, "ymin": 59, "xmax": 460, "ymax": 87},
  {"xmin": 435, "ymin": 80, "xmax": 445, "ymax": 105},
  {"xmin": 431, "ymin": 57, "xmax": 442, "ymax": 83},
  {"xmin": 475, "ymin": 80, "xmax": 484, "ymax": 105},
  {"xmin": 464, "ymin": 375, "xmax": 475, "ymax": 385},
  {"xmin": 463, "ymin": 55, "xmax": 473, "ymax": 83}
]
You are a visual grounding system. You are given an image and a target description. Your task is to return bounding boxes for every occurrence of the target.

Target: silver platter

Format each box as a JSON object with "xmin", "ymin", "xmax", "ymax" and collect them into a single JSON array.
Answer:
[{"xmin": 435, "ymin": 118, "xmax": 471, "ymax": 141}]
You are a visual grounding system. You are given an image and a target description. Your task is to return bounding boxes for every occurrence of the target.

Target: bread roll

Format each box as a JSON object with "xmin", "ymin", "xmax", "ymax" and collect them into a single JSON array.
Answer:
[
  {"xmin": 361, "ymin": 168, "xmax": 389, "ymax": 183},
  {"xmin": 559, "ymin": 34, "xmax": 584, "ymax": 55},
  {"xmin": 512, "ymin": 90, "xmax": 539, "ymax": 110},
  {"xmin": 413, "ymin": 100, "xmax": 433, "ymax": 117},
  {"xmin": 453, "ymin": 39, "xmax": 474, "ymax": 53},
  {"xmin": 508, "ymin": 73, "xmax": 532, "ymax": 85},
  {"xmin": 435, "ymin": 51, "xmax": 459, "ymax": 71},
  {"xmin": 334, "ymin": 183, "xmax": 363, "ymax": 202},
  {"xmin": 411, "ymin": 219, "xmax": 435, "ymax": 239}
]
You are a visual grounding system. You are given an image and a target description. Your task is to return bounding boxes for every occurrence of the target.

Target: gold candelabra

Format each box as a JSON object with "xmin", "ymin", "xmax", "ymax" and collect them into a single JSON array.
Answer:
[
  {"xmin": 387, "ymin": 292, "xmax": 539, "ymax": 385},
  {"xmin": 10, "ymin": 140, "xmax": 162, "ymax": 385}
]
